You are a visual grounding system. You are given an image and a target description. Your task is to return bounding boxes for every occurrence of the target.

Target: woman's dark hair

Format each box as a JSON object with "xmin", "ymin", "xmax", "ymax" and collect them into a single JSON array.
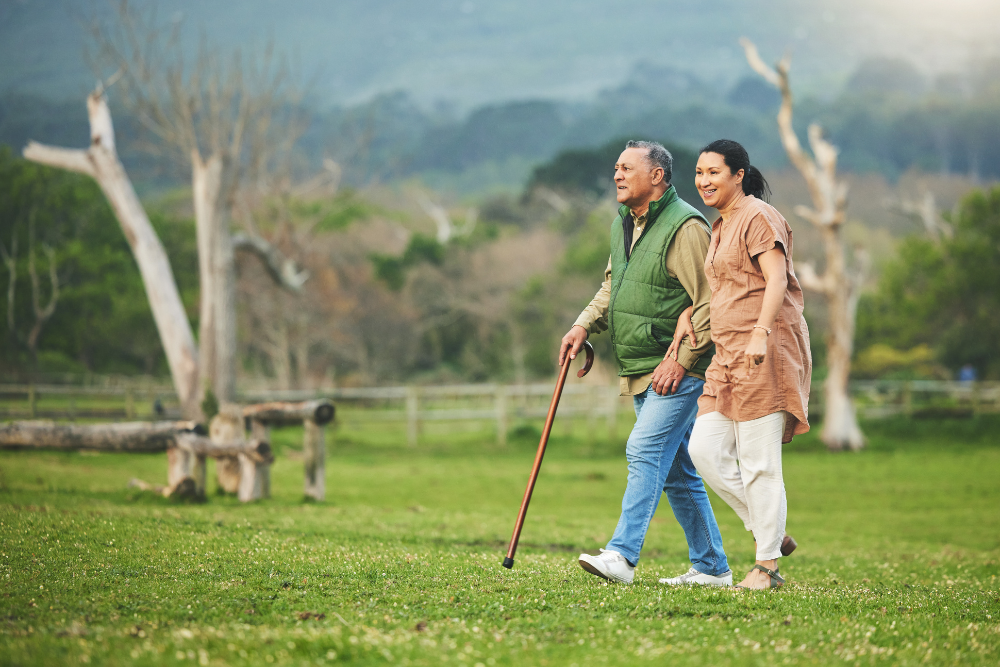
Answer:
[{"xmin": 699, "ymin": 139, "xmax": 771, "ymax": 201}]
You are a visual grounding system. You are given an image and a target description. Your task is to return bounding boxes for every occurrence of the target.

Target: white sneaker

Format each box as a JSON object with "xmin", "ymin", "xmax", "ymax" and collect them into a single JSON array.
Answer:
[
  {"xmin": 578, "ymin": 549, "xmax": 634, "ymax": 584},
  {"xmin": 659, "ymin": 567, "xmax": 732, "ymax": 587}
]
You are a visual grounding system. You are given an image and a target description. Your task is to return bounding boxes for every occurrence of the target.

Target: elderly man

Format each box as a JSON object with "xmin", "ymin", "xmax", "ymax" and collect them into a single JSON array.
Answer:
[{"xmin": 559, "ymin": 140, "xmax": 731, "ymax": 585}]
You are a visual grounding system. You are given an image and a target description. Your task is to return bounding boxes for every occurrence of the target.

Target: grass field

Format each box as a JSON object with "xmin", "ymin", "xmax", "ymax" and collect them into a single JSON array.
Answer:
[{"xmin": 1, "ymin": 416, "xmax": 999, "ymax": 666}]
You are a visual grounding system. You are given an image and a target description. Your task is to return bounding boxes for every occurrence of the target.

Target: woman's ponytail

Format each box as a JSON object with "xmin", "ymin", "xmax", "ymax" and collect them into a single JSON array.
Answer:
[
  {"xmin": 742, "ymin": 165, "xmax": 771, "ymax": 201},
  {"xmin": 699, "ymin": 139, "xmax": 771, "ymax": 202}
]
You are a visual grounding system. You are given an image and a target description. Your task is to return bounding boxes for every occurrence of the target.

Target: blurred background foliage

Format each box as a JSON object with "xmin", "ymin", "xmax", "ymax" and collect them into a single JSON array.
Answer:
[
  {"xmin": 2, "ymin": 49, "xmax": 999, "ymax": 385},
  {"xmin": 855, "ymin": 186, "xmax": 1000, "ymax": 379}
]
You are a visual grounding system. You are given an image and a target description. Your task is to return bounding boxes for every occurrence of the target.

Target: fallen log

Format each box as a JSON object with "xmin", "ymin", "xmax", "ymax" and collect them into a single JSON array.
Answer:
[
  {"xmin": 242, "ymin": 400, "xmax": 334, "ymax": 427},
  {"xmin": 174, "ymin": 433, "xmax": 273, "ymax": 462},
  {"xmin": 0, "ymin": 420, "xmax": 202, "ymax": 452}
]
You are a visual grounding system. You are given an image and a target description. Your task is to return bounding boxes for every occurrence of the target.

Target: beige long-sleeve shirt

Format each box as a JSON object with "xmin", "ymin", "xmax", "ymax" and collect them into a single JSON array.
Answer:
[{"xmin": 573, "ymin": 211, "xmax": 714, "ymax": 396}]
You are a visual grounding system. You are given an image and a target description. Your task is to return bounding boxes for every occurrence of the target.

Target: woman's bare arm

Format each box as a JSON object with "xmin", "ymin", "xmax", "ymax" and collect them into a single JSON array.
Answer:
[{"xmin": 743, "ymin": 247, "xmax": 788, "ymax": 369}]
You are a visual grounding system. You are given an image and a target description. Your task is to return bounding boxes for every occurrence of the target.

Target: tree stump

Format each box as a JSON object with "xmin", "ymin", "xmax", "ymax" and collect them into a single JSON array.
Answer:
[
  {"xmin": 210, "ymin": 404, "xmax": 244, "ymax": 494},
  {"xmin": 238, "ymin": 418, "xmax": 272, "ymax": 502},
  {"xmin": 166, "ymin": 447, "xmax": 205, "ymax": 499}
]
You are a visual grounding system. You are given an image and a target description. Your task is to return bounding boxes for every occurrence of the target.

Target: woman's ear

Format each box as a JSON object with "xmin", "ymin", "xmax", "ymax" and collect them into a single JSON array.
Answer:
[{"xmin": 735, "ymin": 168, "xmax": 745, "ymax": 184}]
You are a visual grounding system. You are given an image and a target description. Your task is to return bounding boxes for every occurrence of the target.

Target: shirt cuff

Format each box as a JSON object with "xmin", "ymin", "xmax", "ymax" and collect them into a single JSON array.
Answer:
[
  {"xmin": 574, "ymin": 312, "xmax": 607, "ymax": 334},
  {"xmin": 675, "ymin": 346, "xmax": 701, "ymax": 372},
  {"xmin": 573, "ymin": 314, "xmax": 591, "ymax": 333}
]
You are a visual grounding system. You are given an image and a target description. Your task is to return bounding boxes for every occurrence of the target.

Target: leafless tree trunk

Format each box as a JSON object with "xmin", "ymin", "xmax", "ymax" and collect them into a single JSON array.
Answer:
[
  {"xmin": 509, "ymin": 321, "xmax": 527, "ymax": 385},
  {"xmin": 741, "ymin": 39, "xmax": 866, "ymax": 451},
  {"xmin": 23, "ymin": 88, "xmax": 201, "ymax": 418},
  {"xmin": 0, "ymin": 232, "xmax": 17, "ymax": 337},
  {"xmin": 89, "ymin": 2, "xmax": 306, "ymax": 404},
  {"xmin": 26, "ymin": 213, "xmax": 59, "ymax": 359},
  {"xmin": 294, "ymin": 320, "xmax": 310, "ymax": 388},
  {"xmin": 271, "ymin": 319, "xmax": 293, "ymax": 390}
]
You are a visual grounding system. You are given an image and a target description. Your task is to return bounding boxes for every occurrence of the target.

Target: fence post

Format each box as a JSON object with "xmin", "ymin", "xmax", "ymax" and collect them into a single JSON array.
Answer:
[
  {"xmin": 406, "ymin": 387, "xmax": 419, "ymax": 447},
  {"xmin": 972, "ymin": 381, "xmax": 981, "ymax": 416},
  {"xmin": 495, "ymin": 385, "xmax": 508, "ymax": 447},
  {"xmin": 126, "ymin": 389, "xmax": 135, "ymax": 419},
  {"xmin": 28, "ymin": 385, "xmax": 36, "ymax": 418},
  {"xmin": 303, "ymin": 418, "xmax": 325, "ymax": 501},
  {"xmin": 902, "ymin": 381, "xmax": 913, "ymax": 416},
  {"xmin": 69, "ymin": 396, "xmax": 77, "ymax": 422}
]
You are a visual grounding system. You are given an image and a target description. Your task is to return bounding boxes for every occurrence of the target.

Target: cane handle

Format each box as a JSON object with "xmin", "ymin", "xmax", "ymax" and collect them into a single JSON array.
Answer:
[{"xmin": 577, "ymin": 340, "xmax": 595, "ymax": 378}]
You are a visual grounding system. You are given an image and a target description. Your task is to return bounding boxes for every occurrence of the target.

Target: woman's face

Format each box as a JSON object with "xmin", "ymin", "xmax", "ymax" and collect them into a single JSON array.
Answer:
[{"xmin": 695, "ymin": 152, "xmax": 744, "ymax": 210}]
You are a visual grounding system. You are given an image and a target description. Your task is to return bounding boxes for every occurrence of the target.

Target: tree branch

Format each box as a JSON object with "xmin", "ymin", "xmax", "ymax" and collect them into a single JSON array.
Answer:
[
  {"xmin": 793, "ymin": 260, "xmax": 831, "ymax": 295},
  {"xmin": 738, "ymin": 38, "xmax": 783, "ymax": 88},
  {"xmin": 418, "ymin": 196, "xmax": 455, "ymax": 244},
  {"xmin": 231, "ymin": 232, "xmax": 308, "ymax": 291},
  {"xmin": 87, "ymin": 88, "xmax": 117, "ymax": 151},
  {"xmin": 740, "ymin": 38, "xmax": 848, "ymax": 227},
  {"xmin": 22, "ymin": 142, "xmax": 95, "ymax": 178}
]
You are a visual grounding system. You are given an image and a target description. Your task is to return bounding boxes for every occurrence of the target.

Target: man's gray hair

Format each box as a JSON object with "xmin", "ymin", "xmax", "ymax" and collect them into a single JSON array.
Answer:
[{"xmin": 626, "ymin": 140, "xmax": 672, "ymax": 183}]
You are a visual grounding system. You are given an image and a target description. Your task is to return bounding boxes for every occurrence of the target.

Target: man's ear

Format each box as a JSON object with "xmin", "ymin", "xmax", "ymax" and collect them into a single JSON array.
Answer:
[{"xmin": 651, "ymin": 167, "xmax": 665, "ymax": 185}]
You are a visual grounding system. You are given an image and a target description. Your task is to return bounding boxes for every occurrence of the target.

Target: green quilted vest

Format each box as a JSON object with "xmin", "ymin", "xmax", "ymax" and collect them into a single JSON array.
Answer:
[{"xmin": 608, "ymin": 186, "xmax": 714, "ymax": 377}]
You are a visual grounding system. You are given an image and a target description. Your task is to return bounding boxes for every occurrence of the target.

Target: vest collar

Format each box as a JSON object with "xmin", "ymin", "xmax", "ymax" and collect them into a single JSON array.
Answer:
[{"xmin": 618, "ymin": 185, "xmax": 678, "ymax": 228}]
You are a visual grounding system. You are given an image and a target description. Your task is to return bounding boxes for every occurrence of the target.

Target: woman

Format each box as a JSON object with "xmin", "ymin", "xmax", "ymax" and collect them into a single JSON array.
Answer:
[{"xmin": 668, "ymin": 139, "xmax": 811, "ymax": 590}]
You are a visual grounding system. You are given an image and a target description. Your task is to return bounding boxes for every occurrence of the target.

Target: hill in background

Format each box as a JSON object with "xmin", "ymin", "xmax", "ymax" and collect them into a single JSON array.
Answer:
[{"xmin": 2, "ymin": 0, "xmax": 998, "ymax": 108}]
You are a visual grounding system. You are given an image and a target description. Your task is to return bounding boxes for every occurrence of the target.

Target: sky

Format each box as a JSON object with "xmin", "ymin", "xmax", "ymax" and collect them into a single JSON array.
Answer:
[{"xmin": 2, "ymin": 0, "xmax": 999, "ymax": 109}]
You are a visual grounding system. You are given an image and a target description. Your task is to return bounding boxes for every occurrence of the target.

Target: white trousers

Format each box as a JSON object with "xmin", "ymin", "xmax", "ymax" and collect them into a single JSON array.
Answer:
[{"xmin": 688, "ymin": 411, "xmax": 787, "ymax": 561}]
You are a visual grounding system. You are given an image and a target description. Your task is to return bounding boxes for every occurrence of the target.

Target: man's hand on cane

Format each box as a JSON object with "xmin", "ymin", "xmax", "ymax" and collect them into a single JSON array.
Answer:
[{"xmin": 559, "ymin": 325, "xmax": 589, "ymax": 366}]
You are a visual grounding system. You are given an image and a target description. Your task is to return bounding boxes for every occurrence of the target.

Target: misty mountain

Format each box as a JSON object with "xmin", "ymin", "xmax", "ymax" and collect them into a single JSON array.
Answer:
[{"xmin": 3, "ymin": 0, "xmax": 998, "ymax": 109}]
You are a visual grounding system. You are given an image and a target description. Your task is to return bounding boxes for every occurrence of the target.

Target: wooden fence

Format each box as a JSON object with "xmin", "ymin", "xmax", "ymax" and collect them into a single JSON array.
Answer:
[
  {"xmin": 242, "ymin": 383, "xmax": 623, "ymax": 447},
  {"xmin": 2, "ymin": 379, "xmax": 998, "ymax": 446}
]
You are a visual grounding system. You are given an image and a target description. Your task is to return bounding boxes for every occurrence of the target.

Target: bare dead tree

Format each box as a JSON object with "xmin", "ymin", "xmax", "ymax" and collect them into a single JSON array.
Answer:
[
  {"xmin": 88, "ymin": 1, "xmax": 307, "ymax": 402},
  {"xmin": 886, "ymin": 191, "xmax": 953, "ymax": 241},
  {"xmin": 26, "ymin": 212, "xmax": 59, "ymax": 359},
  {"xmin": 417, "ymin": 195, "xmax": 478, "ymax": 244},
  {"xmin": 740, "ymin": 38, "xmax": 866, "ymax": 451},
  {"xmin": 0, "ymin": 231, "xmax": 17, "ymax": 337},
  {"xmin": 23, "ymin": 84, "xmax": 201, "ymax": 417}
]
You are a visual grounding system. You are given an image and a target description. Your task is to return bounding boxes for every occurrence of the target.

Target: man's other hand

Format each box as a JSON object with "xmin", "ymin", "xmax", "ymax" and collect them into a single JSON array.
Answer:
[
  {"xmin": 651, "ymin": 354, "xmax": 686, "ymax": 395},
  {"xmin": 559, "ymin": 325, "xmax": 589, "ymax": 366}
]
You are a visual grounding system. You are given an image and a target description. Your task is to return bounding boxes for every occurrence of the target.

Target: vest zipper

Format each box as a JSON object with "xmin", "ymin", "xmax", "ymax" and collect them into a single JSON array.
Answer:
[{"xmin": 610, "ymin": 214, "xmax": 652, "ymax": 372}]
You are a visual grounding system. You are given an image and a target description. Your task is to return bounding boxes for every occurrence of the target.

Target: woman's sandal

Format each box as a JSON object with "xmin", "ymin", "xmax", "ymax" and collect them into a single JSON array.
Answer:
[{"xmin": 734, "ymin": 564, "xmax": 785, "ymax": 591}]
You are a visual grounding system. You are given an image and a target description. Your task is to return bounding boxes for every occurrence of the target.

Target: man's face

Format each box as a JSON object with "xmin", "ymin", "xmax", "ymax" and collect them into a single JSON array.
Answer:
[{"xmin": 614, "ymin": 147, "xmax": 662, "ymax": 210}]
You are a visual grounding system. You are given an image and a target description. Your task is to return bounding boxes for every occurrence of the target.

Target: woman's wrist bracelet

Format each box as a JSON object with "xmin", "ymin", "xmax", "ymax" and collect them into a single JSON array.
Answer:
[{"xmin": 753, "ymin": 325, "xmax": 771, "ymax": 335}]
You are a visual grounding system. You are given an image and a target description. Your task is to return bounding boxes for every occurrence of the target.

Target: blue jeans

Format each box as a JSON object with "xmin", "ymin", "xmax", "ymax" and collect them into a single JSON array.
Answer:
[{"xmin": 605, "ymin": 376, "xmax": 729, "ymax": 575}]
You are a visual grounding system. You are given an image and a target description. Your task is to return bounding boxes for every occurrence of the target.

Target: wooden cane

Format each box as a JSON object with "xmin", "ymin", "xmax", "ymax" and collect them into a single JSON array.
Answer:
[{"xmin": 502, "ymin": 341, "xmax": 595, "ymax": 569}]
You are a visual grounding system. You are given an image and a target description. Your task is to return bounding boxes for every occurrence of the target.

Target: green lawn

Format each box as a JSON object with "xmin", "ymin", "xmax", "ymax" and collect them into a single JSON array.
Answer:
[{"xmin": 1, "ymin": 417, "xmax": 998, "ymax": 666}]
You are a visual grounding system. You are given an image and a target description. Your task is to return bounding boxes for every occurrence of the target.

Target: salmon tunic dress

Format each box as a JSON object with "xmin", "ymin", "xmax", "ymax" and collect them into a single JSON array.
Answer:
[{"xmin": 697, "ymin": 195, "xmax": 812, "ymax": 443}]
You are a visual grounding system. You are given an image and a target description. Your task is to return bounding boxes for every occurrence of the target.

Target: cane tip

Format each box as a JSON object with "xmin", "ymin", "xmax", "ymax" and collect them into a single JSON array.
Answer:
[{"xmin": 502, "ymin": 557, "xmax": 514, "ymax": 569}]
